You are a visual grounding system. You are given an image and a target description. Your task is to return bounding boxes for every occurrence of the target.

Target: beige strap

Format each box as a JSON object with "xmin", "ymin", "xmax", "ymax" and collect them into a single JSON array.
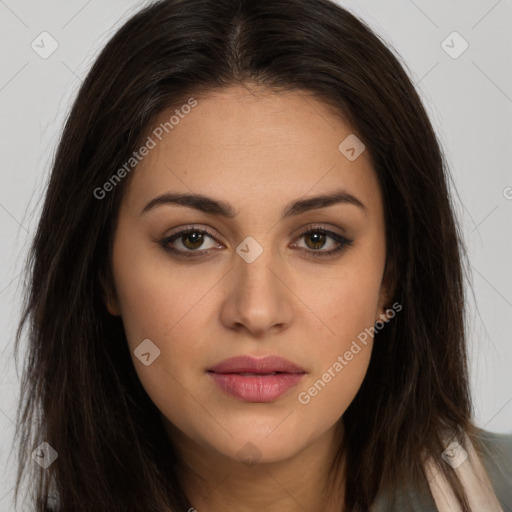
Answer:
[{"xmin": 424, "ymin": 432, "xmax": 503, "ymax": 512}]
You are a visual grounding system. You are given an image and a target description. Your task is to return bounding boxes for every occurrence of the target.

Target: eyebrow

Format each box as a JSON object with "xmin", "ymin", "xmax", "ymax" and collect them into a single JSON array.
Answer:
[{"xmin": 140, "ymin": 188, "xmax": 367, "ymax": 219}]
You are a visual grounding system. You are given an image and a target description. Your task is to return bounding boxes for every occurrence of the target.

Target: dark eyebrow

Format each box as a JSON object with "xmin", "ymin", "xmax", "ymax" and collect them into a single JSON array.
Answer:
[
  {"xmin": 281, "ymin": 190, "xmax": 367, "ymax": 218},
  {"xmin": 140, "ymin": 188, "xmax": 367, "ymax": 218}
]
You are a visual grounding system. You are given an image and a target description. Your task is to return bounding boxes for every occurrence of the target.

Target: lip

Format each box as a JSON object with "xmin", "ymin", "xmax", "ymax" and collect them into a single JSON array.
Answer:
[
  {"xmin": 207, "ymin": 355, "xmax": 306, "ymax": 402},
  {"xmin": 208, "ymin": 355, "xmax": 306, "ymax": 374}
]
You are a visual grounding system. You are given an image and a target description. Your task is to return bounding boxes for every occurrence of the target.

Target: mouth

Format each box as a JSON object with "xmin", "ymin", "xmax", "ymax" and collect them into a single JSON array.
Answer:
[{"xmin": 207, "ymin": 355, "xmax": 306, "ymax": 402}]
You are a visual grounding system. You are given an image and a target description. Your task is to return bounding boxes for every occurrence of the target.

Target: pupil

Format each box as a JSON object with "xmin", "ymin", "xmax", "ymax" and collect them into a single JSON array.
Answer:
[
  {"xmin": 184, "ymin": 231, "xmax": 203, "ymax": 249},
  {"xmin": 307, "ymin": 232, "xmax": 325, "ymax": 249}
]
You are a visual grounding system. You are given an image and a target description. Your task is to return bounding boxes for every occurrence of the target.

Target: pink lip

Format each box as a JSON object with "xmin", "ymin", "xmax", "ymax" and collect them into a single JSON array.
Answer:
[{"xmin": 207, "ymin": 355, "xmax": 306, "ymax": 402}]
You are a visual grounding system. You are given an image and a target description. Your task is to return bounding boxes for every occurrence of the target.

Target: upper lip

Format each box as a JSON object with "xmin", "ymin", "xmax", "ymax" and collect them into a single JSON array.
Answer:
[{"xmin": 208, "ymin": 355, "xmax": 306, "ymax": 374}]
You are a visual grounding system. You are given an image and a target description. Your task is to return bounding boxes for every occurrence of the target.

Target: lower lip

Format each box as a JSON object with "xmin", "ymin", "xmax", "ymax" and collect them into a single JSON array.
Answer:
[{"xmin": 208, "ymin": 372, "xmax": 305, "ymax": 402}]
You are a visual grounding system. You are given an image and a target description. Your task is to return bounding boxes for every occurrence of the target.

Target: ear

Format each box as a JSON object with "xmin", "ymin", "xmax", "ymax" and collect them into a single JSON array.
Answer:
[
  {"xmin": 375, "ymin": 257, "xmax": 396, "ymax": 323},
  {"xmin": 100, "ymin": 270, "xmax": 120, "ymax": 316}
]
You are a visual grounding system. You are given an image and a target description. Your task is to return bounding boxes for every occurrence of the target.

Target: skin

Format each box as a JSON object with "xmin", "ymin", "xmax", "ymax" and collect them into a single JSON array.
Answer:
[{"xmin": 106, "ymin": 84, "xmax": 392, "ymax": 511}]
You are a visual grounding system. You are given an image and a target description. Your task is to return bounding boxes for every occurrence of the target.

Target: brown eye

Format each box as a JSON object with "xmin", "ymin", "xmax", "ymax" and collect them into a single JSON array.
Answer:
[
  {"xmin": 180, "ymin": 231, "xmax": 207, "ymax": 250},
  {"xmin": 304, "ymin": 231, "xmax": 328, "ymax": 250},
  {"xmin": 159, "ymin": 227, "xmax": 221, "ymax": 258},
  {"xmin": 294, "ymin": 227, "xmax": 353, "ymax": 258}
]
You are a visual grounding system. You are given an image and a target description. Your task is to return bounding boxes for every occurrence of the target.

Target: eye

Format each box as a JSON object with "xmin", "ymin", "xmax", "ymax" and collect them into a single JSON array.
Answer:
[
  {"xmin": 292, "ymin": 225, "xmax": 353, "ymax": 258},
  {"xmin": 159, "ymin": 225, "xmax": 222, "ymax": 258}
]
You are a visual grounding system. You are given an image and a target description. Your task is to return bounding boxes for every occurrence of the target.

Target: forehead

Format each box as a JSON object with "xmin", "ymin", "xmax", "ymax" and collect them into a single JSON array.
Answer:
[{"xmin": 122, "ymin": 85, "xmax": 382, "ymax": 219}]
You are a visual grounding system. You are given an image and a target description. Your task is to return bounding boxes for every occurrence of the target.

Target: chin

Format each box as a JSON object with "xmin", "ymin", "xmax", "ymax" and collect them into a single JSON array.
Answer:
[
  {"xmin": 197, "ymin": 422, "xmax": 314, "ymax": 466},
  {"xmin": 221, "ymin": 436, "xmax": 304, "ymax": 466}
]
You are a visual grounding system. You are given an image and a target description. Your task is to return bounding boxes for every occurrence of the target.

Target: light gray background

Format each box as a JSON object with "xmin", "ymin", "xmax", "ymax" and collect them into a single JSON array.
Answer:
[{"xmin": 1, "ymin": 0, "xmax": 511, "ymax": 510}]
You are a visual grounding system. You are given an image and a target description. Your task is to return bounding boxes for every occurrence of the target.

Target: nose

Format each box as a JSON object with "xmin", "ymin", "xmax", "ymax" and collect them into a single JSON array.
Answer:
[{"xmin": 219, "ymin": 244, "xmax": 294, "ymax": 338}]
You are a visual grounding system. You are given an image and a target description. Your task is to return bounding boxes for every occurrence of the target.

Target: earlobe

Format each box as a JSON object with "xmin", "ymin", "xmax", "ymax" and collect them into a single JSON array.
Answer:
[
  {"xmin": 106, "ymin": 298, "xmax": 120, "ymax": 316},
  {"xmin": 105, "ymin": 287, "xmax": 121, "ymax": 316},
  {"xmin": 376, "ymin": 282, "xmax": 394, "ymax": 323},
  {"xmin": 100, "ymin": 272, "xmax": 120, "ymax": 316},
  {"xmin": 376, "ymin": 310, "xmax": 389, "ymax": 323},
  {"xmin": 376, "ymin": 258, "xmax": 397, "ymax": 323}
]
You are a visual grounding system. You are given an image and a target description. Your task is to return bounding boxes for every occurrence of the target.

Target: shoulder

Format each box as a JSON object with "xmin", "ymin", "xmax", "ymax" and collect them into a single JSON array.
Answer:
[
  {"xmin": 371, "ymin": 429, "xmax": 512, "ymax": 512},
  {"xmin": 472, "ymin": 428, "xmax": 512, "ymax": 510},
  {"xmin": 474, "ymin": 428, "xmax": 512, "ymax": 460}
]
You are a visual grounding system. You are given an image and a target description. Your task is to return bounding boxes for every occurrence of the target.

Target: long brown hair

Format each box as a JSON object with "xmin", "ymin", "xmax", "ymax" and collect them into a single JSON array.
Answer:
[{"xmin": 14, "ymin": 0, "xmax": 480, "ymax": 510}]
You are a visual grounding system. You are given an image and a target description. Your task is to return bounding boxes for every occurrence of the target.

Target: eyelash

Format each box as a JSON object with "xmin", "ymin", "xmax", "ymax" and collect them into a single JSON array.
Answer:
[{"xmin": 158, "ymin": 224, "xmax": 353, "ymax": 260}]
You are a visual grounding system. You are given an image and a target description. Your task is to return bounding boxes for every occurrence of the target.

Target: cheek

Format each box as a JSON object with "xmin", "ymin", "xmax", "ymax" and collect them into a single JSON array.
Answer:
[
  {"xmin": 302, "ymin": 254, "xmax": 384, "ymax": 350},
  {"xmin": 293, "ymin": 251, "xmax": 384, "ymax": 418},
  {"xmin": 293, "ymin": 294, "xmax": 376, "ymax": 433},
  {"xmin": 111, "ymin": 222, "xmax": 210, "ymax": 346},
  {"xmin": 110, "ymin": 224, "xmax": 212, "ymax": 410},
  {"xmin": 112, "ymin": 254, "xmax": 216, "ymax": 405},
  {"xmin": 112, "ymin": 246, "xmax": 213, "ymax": 432},
  {"xmin": 297, "ymin": 345, "xmax": 372, "ymax": 426}
]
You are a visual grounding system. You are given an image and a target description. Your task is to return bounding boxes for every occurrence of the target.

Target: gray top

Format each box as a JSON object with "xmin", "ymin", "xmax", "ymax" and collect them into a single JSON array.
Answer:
[{"xmin": 371, "ymin": 429, "xmax": 512, "ymax": 511}]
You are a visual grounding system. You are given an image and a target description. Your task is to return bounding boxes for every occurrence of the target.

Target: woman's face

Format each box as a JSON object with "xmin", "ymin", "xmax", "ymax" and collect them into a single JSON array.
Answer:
[{"xmin": 107, "ymin": 85, "xmax": 390, "ymax": 465}]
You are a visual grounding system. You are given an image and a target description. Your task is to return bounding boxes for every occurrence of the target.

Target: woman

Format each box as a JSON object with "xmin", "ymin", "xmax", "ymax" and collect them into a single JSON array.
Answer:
[{"xmin": 13, "ymin": 0, "xmax": 512, "ymax": 510}]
